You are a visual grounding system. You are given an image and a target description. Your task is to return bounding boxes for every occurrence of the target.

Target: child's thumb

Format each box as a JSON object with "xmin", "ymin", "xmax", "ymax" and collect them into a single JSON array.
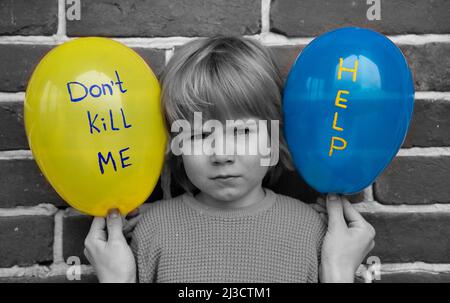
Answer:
[
  {"xmin": 106, "ymin": 209, "xmax": 124, "ymax": 242},
  {"xmin": 326, "ymin": 194, "xmax": 345, "ymax": 228}
]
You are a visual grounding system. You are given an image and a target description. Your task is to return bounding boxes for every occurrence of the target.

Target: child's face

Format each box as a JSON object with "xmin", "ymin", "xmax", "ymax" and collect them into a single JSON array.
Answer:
[{"xmin": 181, "ymin": 118, "xmax": 272, "ymax": 203}]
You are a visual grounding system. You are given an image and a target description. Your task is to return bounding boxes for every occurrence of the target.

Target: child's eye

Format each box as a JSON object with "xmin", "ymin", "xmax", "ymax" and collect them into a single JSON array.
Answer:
[
  {"xmin": 191, "ymin": 132, "xmax": 210, "ymax": 140},
  {"xmin": 234, "ymin": 127, "xmax": 250, "ymax": 136}
]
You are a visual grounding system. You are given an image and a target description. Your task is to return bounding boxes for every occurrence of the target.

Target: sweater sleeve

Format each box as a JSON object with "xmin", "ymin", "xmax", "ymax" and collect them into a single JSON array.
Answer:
[
  {"xmin": 130, "ymin": 212, "xmax": 161, "ymax": 283},
  {"xmin": 316, "ymin": 214, "xmax": 327, "ymax": 266},
  {"xmin": 306, "ymin": 205, "xmax": 328, "ymax": 283}
]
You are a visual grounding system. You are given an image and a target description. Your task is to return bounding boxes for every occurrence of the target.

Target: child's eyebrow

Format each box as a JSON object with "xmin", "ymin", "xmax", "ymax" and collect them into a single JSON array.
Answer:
[
  {"xmin": 173, "ymin": 118, "xmax": 261, "ymax": 136},
  {"xmin": 199, "ymin": 128, "xmax": 213, "ymax": 134},
  {"xmin": 225, "ymin": 119, "xmax": 258, "ymax": 129}
]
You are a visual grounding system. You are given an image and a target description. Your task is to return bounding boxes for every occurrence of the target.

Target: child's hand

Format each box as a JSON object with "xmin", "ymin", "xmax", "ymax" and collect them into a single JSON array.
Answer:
[
  {"xmin": 318, "ymin": 194, "xmax": 376, "ymax": 283},
  {"xmin": 84, "ymin": 209, "xmax": 137, "ymax": 283},
  {"xmin": 123, "ymin": 208, "xmax": 141, "ymax": 241}
]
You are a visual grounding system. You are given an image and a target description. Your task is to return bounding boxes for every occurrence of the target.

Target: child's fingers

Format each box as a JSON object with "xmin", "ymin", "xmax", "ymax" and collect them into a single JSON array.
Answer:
[
  {"xmin": 310, "ymin": 203, "xmax": 320, "ymax": 212},
  {"xmin": 316, "ymin": 196, "xmax": 326, "ymax": 205},
  {"xmin": 318, "ymin": 199, "xmax": 326, "ymax": 208},
  {"xmin": 123, "ymin": 215, "xmax": 141, "ymax": 234},
  {"xmin": 124, "ymin": 228, "xmax": 135, "ymax": 243},
  {"xmin": 342, "ymin": 200, "xmax": 366, "ymax": 227},
  {"xmin": 124, "ymin": 229, "xmax": 133, "ymax": 239},
  {"xmin": 123, "ymin": 216, "xmax": 141, "ymax": 243},
  {"xmin": 310, "ymin": 202, "xmax": 328, "ymax": 223},
  {"xmin": 326, "ymin": 194, "xmax": 346, "ymax": 229},
  {"xmin": 106, "ymin": 209, "xmax": 125, "ymax": 242},
  {"xmin": 87, "ymin": 217, "xmax": 107, "ymax": 242},
  {"xmin": 310, "ymin": 203, "xmax": 327, "ymax": 215},
  {"xmin": 83, "ymin": 248, "xmax": 93, "ymax": 264},
  {"xmin": 316, "ymin": 197, "xmax": 327, "ymax": 208},
  {"xmin": 126, "ymin": 208, "xmax": 140, "ymax": 220},
  {"xmin": 319, "ymin": 213, "xmax": 328, "ymax": 224},
  {"xmin": 369, "ymin": 240, "xmax": 375, "ymax": 251}
]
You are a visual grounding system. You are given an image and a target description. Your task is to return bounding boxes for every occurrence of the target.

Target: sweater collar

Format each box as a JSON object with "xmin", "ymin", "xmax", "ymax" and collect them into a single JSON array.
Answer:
[{"xmin": 182, "ymin": 188, "xmax": 276, "ymax": 218}]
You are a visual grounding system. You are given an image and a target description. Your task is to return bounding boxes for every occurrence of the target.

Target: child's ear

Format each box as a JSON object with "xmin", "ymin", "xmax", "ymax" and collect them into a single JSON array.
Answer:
[
  {"xmin": 271, "ymin": 147, "xmax": 280, "ymax": 168},
  {"xmin": 268, "ymin": 133, "xmax": 280, "ymax": 168}
]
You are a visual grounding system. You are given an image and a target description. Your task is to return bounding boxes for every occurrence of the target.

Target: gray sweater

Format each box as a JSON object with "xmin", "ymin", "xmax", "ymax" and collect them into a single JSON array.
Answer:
[{"xmin": 131, "ymin": 188, "xmax": 326, "ymax": 283}]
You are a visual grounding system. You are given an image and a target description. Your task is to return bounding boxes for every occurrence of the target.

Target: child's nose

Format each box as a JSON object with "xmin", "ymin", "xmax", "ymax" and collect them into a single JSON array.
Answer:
[{"xmin": 211, "ymin": 153, "xmax": 235, "ymax": 165}]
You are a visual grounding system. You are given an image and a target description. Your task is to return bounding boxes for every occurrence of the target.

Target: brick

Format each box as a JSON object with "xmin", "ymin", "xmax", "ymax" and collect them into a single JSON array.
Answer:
[
  {"xmin": 0, "ymin": 159, "xmax": 66, "ymax": 207},
  {"xmin": 269, "ymin": 45, "xmax": 303, "ymax": 81},
  {"xmin": 0, "ymin": 44, "xmax": 53, "ymax": 92},
  {"xmin": 0, "ymin": 216, "xmax": 53, "ymax": 267},
  {"xmin": 0, "ymin": 44, "xmax": 165, "ymax": 92},
  {"xmin": 403, "ymin": 99, "xmax": 450, "ymax": 147},
  {"xmin": 67, "ymin": 0, "xmax": 261, "ymax": 37},
  {"xmin": 271, "ymin": 0, "xmax": 450, "ymax": 37},
  {"xmin": 132, "ymin": 48, "xmax": 166, "ymax": 77},
  {"xmin": 374, "ymin": 156, "xmax": 450, "ymax": 204},
  {"xmin": 0, "ymin": 0, "xmax": 57, "ymax": 35},
  {"xmin": 0, "ymin": 274, "xmax": 98, "ymax": 283},
  {"xmin": 375, "ymin": 272, "xmax": 450, "ymax": 283},
  {"xmin": 0, "ymin": 101, "xmax": 28, "ymax": 150},
  {"xmin": 0, "ymin": 156, "xmax": 163, "ymax": 208},
  {"xmin": 63, "ymin": 214, "xmax": 92, "ymax": 265},
  {"xmin": 363, "ymin": 212, "xmax": 450, "ymax": 263},
  {"xmin": 269, "ymin": 43, "xmax": 450, "ymax": 92},
  {"xmin": 400, "ymin": 43, "xmax": 450, "ymax": 92}
]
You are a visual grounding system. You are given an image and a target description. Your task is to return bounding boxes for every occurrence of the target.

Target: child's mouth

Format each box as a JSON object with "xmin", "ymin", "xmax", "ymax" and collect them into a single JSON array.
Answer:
[{"xmin": 211, "ymin": 175, "xmax": 241, "ymax": 181}]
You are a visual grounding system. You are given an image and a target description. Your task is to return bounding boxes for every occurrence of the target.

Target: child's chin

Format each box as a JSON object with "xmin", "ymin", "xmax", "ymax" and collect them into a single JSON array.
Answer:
[{"xmin": 209, "ymin": 188, "xmax": 244, "ymax": 202}]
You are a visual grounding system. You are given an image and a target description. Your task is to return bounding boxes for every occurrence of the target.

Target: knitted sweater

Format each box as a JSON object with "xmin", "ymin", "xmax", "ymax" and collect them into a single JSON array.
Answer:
[{"xmin": 130, "ymin": 188, "xmax": 326, "ymax": 283}]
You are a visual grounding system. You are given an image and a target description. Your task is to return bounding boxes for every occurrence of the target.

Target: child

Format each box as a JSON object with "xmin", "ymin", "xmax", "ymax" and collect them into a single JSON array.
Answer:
[{"xmin": 84, "ymin": 36, "xmax": 375, "ymax": 283}]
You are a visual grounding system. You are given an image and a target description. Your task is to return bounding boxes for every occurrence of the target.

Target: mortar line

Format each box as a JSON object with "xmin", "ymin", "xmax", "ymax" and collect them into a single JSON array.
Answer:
[
  {"xmin": 261, "ymin": 0, "xmax": 271, "ymax": 33},
  {"xmin": 57, "ymin": 0, "xmax": 67, "ymax": 37},
  {"xmin": 53, "ymin": 210, "xmax": 64, "ymax": 264},
  {"xmin": 354, "ymin": 200, "xmax": 450, "ymax": 213},
  {"xmin": 0, "ymin": 263, "xmax": 94, "ymax": 278},
  {"xmin": 0, "ymin": 204, "xmax": 57, "ymax": 217},
  {"xmin": 0, "ymin": 33, "xmax": 449, "ymax": 47},
  {"xmin": 1, "ymin": 91, "xmax": 450, "ymax": 103}
]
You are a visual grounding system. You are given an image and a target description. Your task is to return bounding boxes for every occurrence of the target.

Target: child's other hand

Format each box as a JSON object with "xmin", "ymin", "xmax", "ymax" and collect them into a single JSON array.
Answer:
[
  {"xmin": 84, "ymin": 209, "xmax": 137, "ymax": 283},
  {"xmin": 319, "ymin": 194, "xmax": 375, "ymax": 283}
]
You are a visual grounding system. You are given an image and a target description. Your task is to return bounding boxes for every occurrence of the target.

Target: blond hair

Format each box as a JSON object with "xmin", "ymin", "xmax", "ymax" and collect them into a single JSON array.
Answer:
[{"xmin": 160, "ymin": 36, "xmax": 292, "ymax": 193}]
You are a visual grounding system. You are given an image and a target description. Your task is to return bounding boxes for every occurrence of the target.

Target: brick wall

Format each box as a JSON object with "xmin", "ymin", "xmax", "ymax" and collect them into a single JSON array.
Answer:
[{"xmin": 0, "ymin": 0, "xmax": 449, "ymax": 283}]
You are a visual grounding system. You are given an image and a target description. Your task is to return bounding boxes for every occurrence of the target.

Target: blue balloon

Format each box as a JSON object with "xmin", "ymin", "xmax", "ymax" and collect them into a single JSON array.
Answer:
[{"xmin": 283, "ymin": 27, "xmax": 414, "ymax": 194}]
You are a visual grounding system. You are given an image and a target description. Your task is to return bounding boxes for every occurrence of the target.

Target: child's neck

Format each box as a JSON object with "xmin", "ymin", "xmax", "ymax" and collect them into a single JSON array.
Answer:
[{"xmin": 195, "ymin": 185, "xmax": 266, "ymax": 210}]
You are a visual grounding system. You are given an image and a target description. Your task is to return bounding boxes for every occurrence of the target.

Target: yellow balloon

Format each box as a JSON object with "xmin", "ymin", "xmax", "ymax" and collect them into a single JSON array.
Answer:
[{"xmin": 25, "ymin": 37, "xmax": 167, "ymax": 216}]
